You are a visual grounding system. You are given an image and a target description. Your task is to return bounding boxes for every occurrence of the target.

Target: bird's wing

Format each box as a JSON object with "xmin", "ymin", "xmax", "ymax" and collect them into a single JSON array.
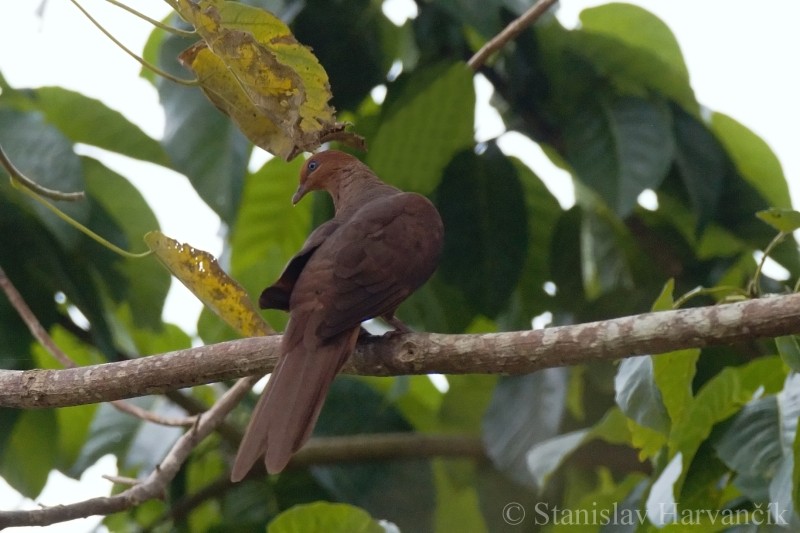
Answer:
[
  {"xmin": 259, "ymin": 218, "xmax": 341, "ymax": 310},
  {"xmin": 296, "ymin": 192, "xmax": 443, "ymax": 340}
]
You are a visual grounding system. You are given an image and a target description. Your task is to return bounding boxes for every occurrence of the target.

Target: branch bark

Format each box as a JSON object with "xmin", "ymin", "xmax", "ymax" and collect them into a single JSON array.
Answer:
[
  {"xmin": 0, "ymin": 376, "xmax": 258, "ymax": 529},
  {"xmin": 2, "ymin": 292, "xmax": 799, "ymax": 409},
  {"xmin": 467, "ymin": 0, "xmax": 559, "ymax": 70}
]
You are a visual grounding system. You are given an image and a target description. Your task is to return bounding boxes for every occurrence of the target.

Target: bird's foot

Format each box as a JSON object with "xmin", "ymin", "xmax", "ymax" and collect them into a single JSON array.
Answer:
[{"xmin": 382, "ymin": 316, "xmax": 413, "ymax": 338}]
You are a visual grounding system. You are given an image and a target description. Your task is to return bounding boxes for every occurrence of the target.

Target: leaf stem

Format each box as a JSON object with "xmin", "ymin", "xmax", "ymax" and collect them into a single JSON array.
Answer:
[
  {"xmin": 0, "ymin": 144, "xmax": 85, "ymax": 201},
  {"xmin": 17, "ymin": 184, "xmax": 152, "ymax": 259},
  {"xmin": 68, "ymin": 0, "xmax": 198, "ymax": 87},
  {"xmin": 749, "ymin": 231, "xmax": 787, "ymax": 297},
  {"xmin": 104, "ymin": 0, "xmax": 195, "ymax": 37},
  {"xmin": 673, "ymin": 285, "xmax": 750, "ymax": 309}
]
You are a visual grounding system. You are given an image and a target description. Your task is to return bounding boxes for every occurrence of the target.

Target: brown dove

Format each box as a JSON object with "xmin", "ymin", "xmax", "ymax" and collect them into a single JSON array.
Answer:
[{"xmin": 230, "ymin": 150, "xmax": 444, "ymax": 480}]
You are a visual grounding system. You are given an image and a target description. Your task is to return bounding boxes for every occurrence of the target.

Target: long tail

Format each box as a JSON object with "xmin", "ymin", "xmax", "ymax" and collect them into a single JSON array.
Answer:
[{"xmin": 230, "ymin": 325, "xmax": 358, "ymax": 481}]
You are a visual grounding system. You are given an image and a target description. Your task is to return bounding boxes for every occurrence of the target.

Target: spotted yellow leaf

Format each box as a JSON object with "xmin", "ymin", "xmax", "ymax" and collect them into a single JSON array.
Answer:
[
  {"xmin": 174, "ymin": 0, "xmax": 362, "ymax": 159},
  {"xmin": 144, "ymin": 231, "xmax": 272, "ymax": 337}
]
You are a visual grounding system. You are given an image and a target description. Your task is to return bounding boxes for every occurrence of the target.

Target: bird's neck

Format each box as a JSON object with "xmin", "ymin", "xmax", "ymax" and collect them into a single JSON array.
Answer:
[{"xmin": 330, "ymin": 171, "xmax": 399, "ymax": 216}]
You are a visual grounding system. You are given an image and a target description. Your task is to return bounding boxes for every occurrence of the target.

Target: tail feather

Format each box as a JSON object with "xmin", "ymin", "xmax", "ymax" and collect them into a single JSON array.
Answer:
[{"xmin": 230, "ymin": 326, "xmax": 358, "ymax": 481}]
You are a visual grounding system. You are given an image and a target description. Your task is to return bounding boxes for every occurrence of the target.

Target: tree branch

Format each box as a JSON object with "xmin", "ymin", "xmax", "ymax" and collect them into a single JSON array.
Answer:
[
  {"xmin": 0, "ymin": 266, "xmax": 196, "ymax": 427},
  {"xmin": 0, "ymin": 376, "xmax": 258, "ymax": 528},
  {"xmin": 152, "ymin": 433, "xmax": 486, "ymax": 527},
  {"xmin": 467, "ymin": 0, "xmax": 559, "ymax": 70},
  {"xmin": 2, "ymin": 293, "xmax": 799, "ymax": 409}
]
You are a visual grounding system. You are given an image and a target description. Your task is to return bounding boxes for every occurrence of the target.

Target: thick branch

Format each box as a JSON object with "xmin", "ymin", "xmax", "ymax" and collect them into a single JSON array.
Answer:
[{"xmin": 2, "ymin": 293, "xmax": 799, "ymax": 409}]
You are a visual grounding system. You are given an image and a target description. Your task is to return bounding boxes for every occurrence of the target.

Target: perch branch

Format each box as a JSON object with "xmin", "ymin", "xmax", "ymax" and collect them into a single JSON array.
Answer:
[
  {"xmin": 2, "ymin": 292, "xmax": 800, "ymax": 409},
  {"xmin": 467, "ymin": 0, "xmax": 559, "ymax": 70}
]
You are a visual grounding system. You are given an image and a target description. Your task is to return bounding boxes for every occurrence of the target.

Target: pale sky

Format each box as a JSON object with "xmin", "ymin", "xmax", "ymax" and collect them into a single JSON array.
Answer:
[{"xmin": 1, "ymin": 1, "xmax": 798, "ymax": 530}]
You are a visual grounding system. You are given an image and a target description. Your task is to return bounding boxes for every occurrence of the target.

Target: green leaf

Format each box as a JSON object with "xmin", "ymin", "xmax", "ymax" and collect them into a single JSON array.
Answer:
[
  {"xmin": 777, "ymin": 335, "xmax": 800, "ymax": 373},
  {"xmin": 156, "ymin": 29, "xmax": 251, "ymax": 223},
  {"xmin": 361, "ymin": 374, "xmax": 443, "ymax": 433},
  {"xmin": 230, "ymin": 156, "xmax": 310, "ymax": 331},
  {"xmin": 652, "ymin": 278, "xmax": 675, "ymax": 311},
  {"xmin": 435, "ymin": 146, "xmax": 529, "ymax": 317},
  {"xmin": 793, "ymin": 417, "xmax": 800, "ymax": 520},
  {"xmin": 564, "ymin": 95, "xmax": 674, "ymax": 217},
  {"xmin": 551, "ymin": 470, "xmax": 647, "ymax": 533},
  {"xmin": 31, "ymin": 87, "xmax": 168, "ymax": 166},
  {"xmin": 438, "ymin": 375, "xmax": 497, "ymax": 432},
  {"xmin": 432, "ymin": 461, "xmax": 487, "ymax": 533},
  {"xmin": 366, "ymin": 62, "xmax": 475, "ymax": 195},
  {"xmin": 0, "ymin": 409, "xmax": 58, "ymax": 497},
  {"xmin": 615, "ymin": 356, "xmax": 670, "ymax": 434},
  {"xmin": 0, "ymin": 108, "xmax": 88, "ymax": 248},
  {"xmin": 499, "ymin": 158, "xmax": 562, "ymax": 328},
  {"xmin": 580, "ymin": 3, "xmax": 689, "ymax": 83},
  {"xmin": 267, "ymin": 502, "xmax": 383, "ymax": 533},
  {"xmin": 576, "ymin": 4, "xmax": 695, "ymax": 111},
  {"xmin": 528, "ymin": 429, "xmax": 590, "ymax": 489},
  {"xmin": 31, "ymin": 326, "xmax": 100, "ymax": 470},
  {"xmin": 398, "ymin": 274, "xmax": 477, "ymax": 334},
  {"xmin": 672, "ymin": 105, "xmax": 728, "ymax": 232},
  {"xmin": 653, "ymin": 349, "xmax": 699, "ymax": 428},
  {"xmin": 757, "ymin": 208, "xmax": 800, "ymax": 234},
  {"xmin": 716, "ymin": 395, "xmax": 782, "ymax": 477},
  {"xmin": 483, "ymin": 369, "xmax": 568, "ymax": 487},
  {"xmin": 768, "ymin": 455, "xmax": 794, "ymax": 527},
  {"xmin": 580, "ymin": 205, "xmax": 635, "ymax": 300},
  {"xmin": 666, "ymin": 357, "xmax": 785, "ymax": 477},
  {"xmin": 70, "ymin": 397, "xmax": 183, "ymax": 477},
  {"xmin": 526, "ymin": 408, "xmax": 632, "ymax": 491},
  {"xmin": 293, "ymin": 0, "xmax": 399, "ymax": 111},
  {"xmin": 312, "ymin": 378, "xmax": 435, "ymax": 532},
  {"xmin": 82, "ymin": 157, "xmax": 169, "ymax": 330},
  {"xmin": 712, "ymin": 112, "xmax": 791, "ymax": 209},
  {"xmin": 646, "ymin": 452, "xmax": 682, "ymax": 527}
]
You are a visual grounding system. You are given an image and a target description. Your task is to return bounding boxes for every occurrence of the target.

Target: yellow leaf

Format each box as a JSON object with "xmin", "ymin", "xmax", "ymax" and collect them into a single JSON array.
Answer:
[
  {"xmin": 144, "ymin": 231, "xmax": 273, "ymax": 337},
  {"xmin": 180, "ymin": 42, "xmax": 297, "ymax": 159},
  {"xmin": 175, "ymin": 0, "xmax": 362, "ymax": 159}
]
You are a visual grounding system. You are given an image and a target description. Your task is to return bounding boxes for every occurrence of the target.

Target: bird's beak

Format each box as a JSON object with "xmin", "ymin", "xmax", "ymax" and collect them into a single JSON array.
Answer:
[{"xmin": 292, "ymin": 184, "xmax": 307, "ymax": 205}]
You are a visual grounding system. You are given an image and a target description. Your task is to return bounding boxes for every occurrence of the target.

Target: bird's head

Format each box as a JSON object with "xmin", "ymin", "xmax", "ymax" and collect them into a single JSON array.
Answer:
[{"xmin": 293, "ymin": 151, "xmax": 361, "ymax": 205}]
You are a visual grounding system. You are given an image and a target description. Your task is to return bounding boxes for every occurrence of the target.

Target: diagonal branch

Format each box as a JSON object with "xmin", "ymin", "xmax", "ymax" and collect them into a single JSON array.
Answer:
[
  {"xmin": 467, "ymin": 0, "xmax": 559, "ymax": 70},
  {"xmin": 2, "ymin": 292, "xmax": 800, "ymax": 409},
  {"xmin": 0, "ymin": 375, "xmax": 258, "ymax": 528},
  {"xmin": 0, "ymin": 267, "xmax": 194, "ymax": 426}
]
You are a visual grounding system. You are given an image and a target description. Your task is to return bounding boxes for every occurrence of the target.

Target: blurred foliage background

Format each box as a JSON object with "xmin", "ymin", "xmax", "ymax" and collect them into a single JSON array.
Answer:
[{"xmin": 1, "ymin": 0, "xmax": 799, "ymax": 531}]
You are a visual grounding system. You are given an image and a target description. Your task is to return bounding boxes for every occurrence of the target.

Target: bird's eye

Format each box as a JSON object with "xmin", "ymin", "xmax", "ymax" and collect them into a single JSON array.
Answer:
[{"xmin": 307, "ymin": 160, "xmax": 319, "ymax": 172}]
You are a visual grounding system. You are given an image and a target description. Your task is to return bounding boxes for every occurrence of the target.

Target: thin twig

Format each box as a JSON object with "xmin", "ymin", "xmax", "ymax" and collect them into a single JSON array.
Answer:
[
  {"xmin": 104, "ymin": 0, "xmax": 195, "ymax": 37},
  {"xmin": 102, "ymin": 475, "xmax": 140, "ymax": 487},
  {"xmin": 748, "ymin": 231, "xmax": 788, "ymax": 297},
  {"xmin": 0, "ymin": 144, "xmax": 85, "ymax": 201},
  {"xmin": 290, "ymin": 433, "xmax": 485, "ymax": 468},
  {"xmin": 110, "ymin": 399, "xmax": 197, "ymax": 427},
  {"xmin": 0, "ymin": 376, "xmax": 258, "ymax": 528},
  {"xmin": 68, "ymin": 0, "xmax": 198, "ymax": 86},
  {"xmin": 0, "ymin": 267, "xmax": 195, "ymax": 426},
  {"xmin": 0, "ymin": 267, "xmax": 75, "ymax": 368},
  {"xmin": 467, "ymin": 0, "xmax": 559, "ymax": 71},
  {"xmin": 152, "ymin": 433, "xmax": 485, "ymax": 525},
  {"xmin": 14, "ymin": 181, "xmax": 151, "ymax": 259}
]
